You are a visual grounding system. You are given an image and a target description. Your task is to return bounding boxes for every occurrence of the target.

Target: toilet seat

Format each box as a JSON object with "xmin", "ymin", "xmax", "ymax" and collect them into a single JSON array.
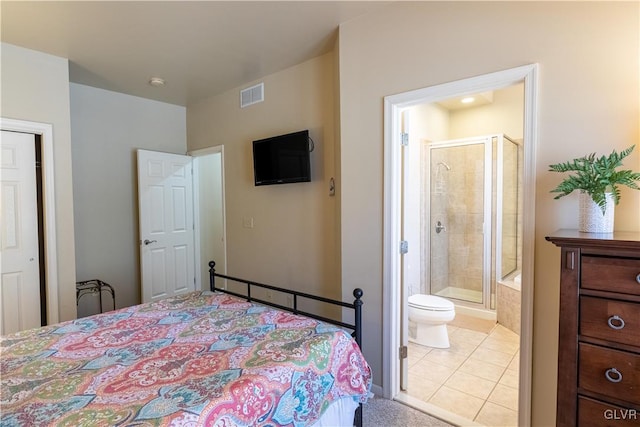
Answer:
[{"xmin": 408, "ymin": 294, "xmax": 454, "ymax": 311}]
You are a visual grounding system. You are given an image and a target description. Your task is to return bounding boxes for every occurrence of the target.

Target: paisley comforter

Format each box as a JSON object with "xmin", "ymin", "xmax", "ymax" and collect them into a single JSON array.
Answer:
[{"xmin": 0, "ymin": 291, "xmax": 371, "ymax": 426}]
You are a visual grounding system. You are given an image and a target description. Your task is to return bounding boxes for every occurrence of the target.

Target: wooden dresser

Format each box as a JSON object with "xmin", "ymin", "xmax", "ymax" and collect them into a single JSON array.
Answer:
[{"xmin": 546, "ymin": 230, "xmax": 640, "ymax": 427}]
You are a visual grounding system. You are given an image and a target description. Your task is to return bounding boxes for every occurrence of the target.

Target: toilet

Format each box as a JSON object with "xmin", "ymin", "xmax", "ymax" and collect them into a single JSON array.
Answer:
[{"xmin": 408, "ymin": 294, "xmax": 456, "ymax": 348}]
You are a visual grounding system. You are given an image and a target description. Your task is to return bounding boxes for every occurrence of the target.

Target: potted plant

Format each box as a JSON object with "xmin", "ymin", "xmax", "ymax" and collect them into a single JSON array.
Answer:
[{"xmin": 549, "ymin": 145, "xmax": 640, "ymax": 232}]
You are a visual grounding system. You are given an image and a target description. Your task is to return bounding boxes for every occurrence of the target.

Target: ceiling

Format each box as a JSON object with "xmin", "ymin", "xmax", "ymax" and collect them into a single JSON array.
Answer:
[
  {"xmin": 1, "ymin": 1, "xmax": 389, "ymax": 106},
  {"xmin": 436, "ymin": 91, "xmax": 494, "ymax": 111}
]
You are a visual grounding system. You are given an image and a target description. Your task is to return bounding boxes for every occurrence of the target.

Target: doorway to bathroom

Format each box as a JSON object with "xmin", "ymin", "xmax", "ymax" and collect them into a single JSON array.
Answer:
[
  {"xmin": 382, "ymin": 64, "xmax": 538, "ymax": 427},
  {"xmin": 404, "ymin": 129, "xmax": 523, "ymax": 425}
]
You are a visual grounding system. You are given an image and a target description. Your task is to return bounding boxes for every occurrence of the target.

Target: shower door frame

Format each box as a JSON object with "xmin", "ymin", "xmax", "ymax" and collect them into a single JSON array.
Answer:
[{"xmin": 426, "ymin": 136, "xmax": 495, "ymax": 310}]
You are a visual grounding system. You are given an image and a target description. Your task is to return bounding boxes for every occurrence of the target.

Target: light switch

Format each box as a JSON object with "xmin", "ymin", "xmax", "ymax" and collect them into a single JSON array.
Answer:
[{"xmin": 242, "ymin": 216, "xmax": 254, "ymax": 229}]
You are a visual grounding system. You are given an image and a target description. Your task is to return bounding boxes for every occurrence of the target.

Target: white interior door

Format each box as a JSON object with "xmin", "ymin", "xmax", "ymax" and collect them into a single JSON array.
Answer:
[
  {"xmin": 0, "ymin": 130, "xmax": 41, "ymax": 334},
  {"xmin": 137, "ymin": 149, "xmax": 195, "ymax": 303}
]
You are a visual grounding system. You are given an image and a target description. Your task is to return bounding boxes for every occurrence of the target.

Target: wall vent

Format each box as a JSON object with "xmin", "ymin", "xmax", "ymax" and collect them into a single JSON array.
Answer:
[{"xmin": 240, "ymin": 82, "xmax": 264, "ymax": 108}]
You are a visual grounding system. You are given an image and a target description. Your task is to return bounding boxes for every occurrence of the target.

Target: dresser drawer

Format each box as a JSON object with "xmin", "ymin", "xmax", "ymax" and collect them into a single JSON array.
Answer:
[
  {"xmin": 578, "ymin": 396, "xmax": 639, "ymax": 427},
  {"xmin": 580, "ymin": 296, "xmax": 640, "ymax": 347},
  {"xmin": 579, "ymin": 343, "xmax": 640, "ymax": 404},
  {"xmin": 582, "ymin": 256, "xmax": 640, "ymax": 296}
]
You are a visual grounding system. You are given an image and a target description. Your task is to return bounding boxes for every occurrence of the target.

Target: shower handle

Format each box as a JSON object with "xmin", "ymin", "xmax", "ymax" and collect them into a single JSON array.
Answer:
[{"xmin": 435, "ymin": 221, "xmax": 446, "ymax": 234}]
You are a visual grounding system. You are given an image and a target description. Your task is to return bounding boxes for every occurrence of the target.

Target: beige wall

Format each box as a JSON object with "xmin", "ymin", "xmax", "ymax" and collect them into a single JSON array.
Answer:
[
  {"xmin": 187, "ymin": 53, "xmax": 340, "ymax": 308},
  {"xmin": 410, "ymin": 104, "xmax": 449, "ymax": 297},
  {"xmin": 450, "ymin": 83, "xmax": 524, "ymax": 139},
  {"xmin": 1, "ymin": 43, "xmax": 77, "ymax": 321},
  {"xmin": 338, "ymin": 2, "xmax": 639, "ymax": 425},
  {"xmin": 70, "ymin": 83, "xmax": 187, "ymax": 313}
]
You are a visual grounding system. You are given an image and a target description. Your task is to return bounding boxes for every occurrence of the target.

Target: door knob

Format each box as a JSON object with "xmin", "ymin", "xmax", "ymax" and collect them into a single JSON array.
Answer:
[{"xmin": 143, "ymin": 239, "xmax": 157, "ymax": 245}]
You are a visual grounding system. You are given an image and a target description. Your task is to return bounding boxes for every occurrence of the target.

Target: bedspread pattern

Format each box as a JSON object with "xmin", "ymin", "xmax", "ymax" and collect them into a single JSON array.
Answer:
[{"xmin": 1, "ymin": 291, "xmax": 371, "ymax": 426}]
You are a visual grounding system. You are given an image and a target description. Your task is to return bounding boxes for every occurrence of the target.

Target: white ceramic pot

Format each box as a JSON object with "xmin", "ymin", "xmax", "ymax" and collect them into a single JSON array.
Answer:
[{"xmin": 579, "ymin": 192, "xmax": 614, "ymax": 233}]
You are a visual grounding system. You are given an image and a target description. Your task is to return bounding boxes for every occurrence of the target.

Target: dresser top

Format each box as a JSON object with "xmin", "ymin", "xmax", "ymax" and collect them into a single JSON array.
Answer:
[{"xmin": 546, "ymin": 229, "xmax": 640, "ymax": 251}]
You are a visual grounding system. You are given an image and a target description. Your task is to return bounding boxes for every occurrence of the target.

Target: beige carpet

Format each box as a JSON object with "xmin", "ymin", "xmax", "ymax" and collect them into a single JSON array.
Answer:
[{"xmin": 363, "ymin": 396, "xmax": 453, "ymax": 427}]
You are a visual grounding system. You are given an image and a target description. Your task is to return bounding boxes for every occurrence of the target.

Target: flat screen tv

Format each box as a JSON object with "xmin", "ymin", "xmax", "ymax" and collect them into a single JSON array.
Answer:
[{"xmin": 252, "ymin": 130, "xmax": 311, "ymax": 186}]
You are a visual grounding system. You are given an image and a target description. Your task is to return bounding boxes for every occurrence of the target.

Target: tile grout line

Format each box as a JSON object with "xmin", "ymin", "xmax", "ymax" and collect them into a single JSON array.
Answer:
[
  {"xmin": 408, "ymin": 323, "xmax": 520, "ymax": 425},
  {"xmin": 473, "ymin": 349, "xmax": 518, "ymax": 423},
  {"xmin": 466, "ymin": 323, "xmax": 502, "ymax": 422},
  {"xmin": 425, "ymin": 326, "xmax": 491, "ymax": 420}
]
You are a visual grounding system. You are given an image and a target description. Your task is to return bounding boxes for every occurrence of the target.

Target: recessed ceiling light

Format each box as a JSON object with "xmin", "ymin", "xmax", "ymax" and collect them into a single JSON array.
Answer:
[
  {"xmin": 149, "ymin": 77, "xmax": 165, "ymax": 87},
  {"xmin": 461, "ymin": 97, "xmax": 475, "ymax": 104}
]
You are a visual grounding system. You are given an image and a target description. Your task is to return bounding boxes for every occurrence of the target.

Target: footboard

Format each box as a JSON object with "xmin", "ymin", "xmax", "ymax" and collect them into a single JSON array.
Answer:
[{"xmin": 208, "ymin": 260, "xmax": 365, "ymax": 427}]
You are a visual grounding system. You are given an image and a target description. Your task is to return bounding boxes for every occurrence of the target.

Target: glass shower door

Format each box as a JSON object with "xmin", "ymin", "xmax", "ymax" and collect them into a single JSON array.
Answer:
[{"xmin": 428, "ymin": 140, "xmax": 487, "ymax": 305}]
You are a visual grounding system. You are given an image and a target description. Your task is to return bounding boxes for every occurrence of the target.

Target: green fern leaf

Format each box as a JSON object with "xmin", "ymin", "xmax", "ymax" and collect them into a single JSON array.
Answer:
[{"xmin": 548, "ymin": 145, "xmax": 639, "ymax": 213}]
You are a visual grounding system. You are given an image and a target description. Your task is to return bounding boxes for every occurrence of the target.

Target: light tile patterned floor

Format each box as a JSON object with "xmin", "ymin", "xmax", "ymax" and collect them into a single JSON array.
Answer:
[{"xmin": 406, "ymin": 320, "xmax": 520, "ymax": 426}]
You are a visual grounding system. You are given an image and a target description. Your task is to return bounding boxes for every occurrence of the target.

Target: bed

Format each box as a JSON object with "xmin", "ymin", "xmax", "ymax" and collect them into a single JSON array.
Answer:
[{"xmin": 0, "ymin": 261, "xmax": 371, "ymax": 426}]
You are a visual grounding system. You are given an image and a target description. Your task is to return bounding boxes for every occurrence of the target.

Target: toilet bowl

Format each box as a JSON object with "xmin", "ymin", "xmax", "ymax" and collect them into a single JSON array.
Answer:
[{"xmin": 408, "ymin": 294, "xmax": 456, "ymax": 348}]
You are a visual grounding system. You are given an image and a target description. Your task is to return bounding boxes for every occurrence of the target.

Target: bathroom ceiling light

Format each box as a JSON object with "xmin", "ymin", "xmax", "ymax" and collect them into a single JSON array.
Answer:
[
  {"xmin": 149, "ymin": 77, "xmax": 165, "ymax": 87},
  {"xmin": 436, "ymin": 91, "xmax": 494, "ymax": 111}
]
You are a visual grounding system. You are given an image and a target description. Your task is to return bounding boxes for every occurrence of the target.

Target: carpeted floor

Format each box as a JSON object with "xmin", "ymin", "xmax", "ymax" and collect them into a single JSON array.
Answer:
[{"xmin": 363, "ymin": 396, "xmax": 453, "ymax": 427}]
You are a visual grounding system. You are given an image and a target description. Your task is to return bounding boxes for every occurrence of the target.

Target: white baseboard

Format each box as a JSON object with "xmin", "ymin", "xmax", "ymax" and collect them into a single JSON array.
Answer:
[{"xmin": 369, "ymin": 383, "xmax": 384, "ymax": 397}]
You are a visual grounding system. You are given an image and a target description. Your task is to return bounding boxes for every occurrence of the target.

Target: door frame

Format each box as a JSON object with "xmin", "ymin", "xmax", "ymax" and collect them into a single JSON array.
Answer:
[
  {"xmin": 0, "ymin": 117, "xmax": 59, "ymax": 325},
  {"xmin": 382, "ymin": 64, "xmax": 538, "ymax": 426},
  {"xmin": 188, "ymin": 145, "xmax": 227, "ymax": 288}
]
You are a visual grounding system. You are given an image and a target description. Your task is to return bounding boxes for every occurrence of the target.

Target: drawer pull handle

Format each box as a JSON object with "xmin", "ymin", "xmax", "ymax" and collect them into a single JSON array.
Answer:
[
  {"xmin": 607, "ymin": 315, "xmax": 625, "ymax": 330},
  {"xmin": 636, "ymin": 273, "xmax": 640, "ymax": 284},
  {"xmin": 605, "ymin": 368, "xmax": 623, "ymax": 383}
]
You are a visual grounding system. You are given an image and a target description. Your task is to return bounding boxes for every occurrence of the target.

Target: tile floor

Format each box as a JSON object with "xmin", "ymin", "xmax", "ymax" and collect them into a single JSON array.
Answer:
[{"xmin": 405, "ymin": 317, "xmax": 520, "ymax": 426}]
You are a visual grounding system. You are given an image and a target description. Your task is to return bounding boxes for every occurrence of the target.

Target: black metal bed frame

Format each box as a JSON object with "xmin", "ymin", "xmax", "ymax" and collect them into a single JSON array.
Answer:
[{"xmin": 208, "ymin": 261, "xmax": 364, "ymax": 427}]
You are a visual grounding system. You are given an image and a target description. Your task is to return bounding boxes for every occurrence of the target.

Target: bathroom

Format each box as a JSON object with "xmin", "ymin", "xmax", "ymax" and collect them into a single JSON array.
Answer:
[{"xmin": 400, "ymin": 83, "xmax": 524, "ymax": 426}]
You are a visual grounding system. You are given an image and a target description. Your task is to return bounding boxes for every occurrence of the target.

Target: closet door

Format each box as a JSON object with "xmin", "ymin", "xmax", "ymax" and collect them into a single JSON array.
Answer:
[{"xmin": 0, "ymin": 130, "xmax": 41, "ymax": 334}]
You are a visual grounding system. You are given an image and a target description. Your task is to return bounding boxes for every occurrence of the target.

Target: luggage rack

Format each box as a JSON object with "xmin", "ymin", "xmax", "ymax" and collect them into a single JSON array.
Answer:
[{"xmin": 76, "ymin": 279, "xmax": 116, "ymax": 313}]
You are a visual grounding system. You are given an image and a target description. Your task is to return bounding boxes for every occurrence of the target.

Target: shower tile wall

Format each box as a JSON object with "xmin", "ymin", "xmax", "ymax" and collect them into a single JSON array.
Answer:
[
  {"xmin": 517, "ymin": 145, "xmax": 523, "ymax": 269},
  {"xmin": 429, "ymin": 191, "xmax": 449, "ymax": 295},
  {"xmin": 500, "ymin": 139, "xmax": 520, "ymax": 277},
  {"xmin": 448, "ymin": 145, "xmax": 484, "ymax": 297},
  {"xmin": 422, "ymin": 137, "xmax": 522, "ymax": 305},
  {"xmin": 424, "ymin": 144, "xmax": 485, "ymax": 299},
  {"xmin": 423, "ymin": 144, "xmax": 448, "ymax": 295},
  {"xmin": 457, "ymin": 145, "xmax": 485, "ymax": 296}
]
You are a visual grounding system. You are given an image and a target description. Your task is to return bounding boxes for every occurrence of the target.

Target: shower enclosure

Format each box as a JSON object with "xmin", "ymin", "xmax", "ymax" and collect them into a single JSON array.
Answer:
[{"xmin": 423, "ymin": 134, "xmax": 521, "ymax": 313}]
